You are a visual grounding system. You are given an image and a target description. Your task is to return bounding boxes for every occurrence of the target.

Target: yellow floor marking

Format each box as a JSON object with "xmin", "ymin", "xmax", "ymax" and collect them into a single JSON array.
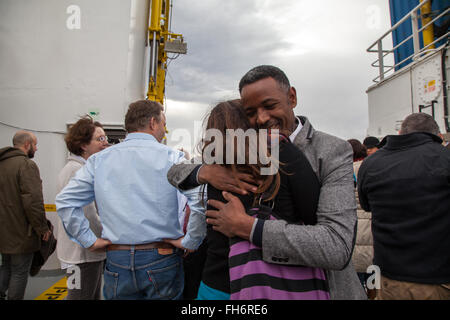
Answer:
[
  {"xmin": 44, "ymin": 204, "xmax": 57, "ymax": 212},
  {"xmin": 34, "ymin": 276, "xmax": 68, "ymax": 300}
]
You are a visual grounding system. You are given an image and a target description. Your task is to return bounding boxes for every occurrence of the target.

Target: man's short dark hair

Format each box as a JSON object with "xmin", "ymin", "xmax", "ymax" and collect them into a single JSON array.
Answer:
[
  {"xmin": 363, "ymin": 136, "xmax": 380, "ymax": 149},
  {"xmin": 125, "ymin": 100, "xmax": 163, "ymax": 133},
  {"xmin": 400, "ymin": 113, "xmax": 440, "ymax": 136},
  {"xmin": 239, "ymin": 65, "xmax": 291, "ymax": 93}
]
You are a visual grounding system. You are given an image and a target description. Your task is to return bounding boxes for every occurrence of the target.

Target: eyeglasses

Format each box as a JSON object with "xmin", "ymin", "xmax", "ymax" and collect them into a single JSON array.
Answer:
[{"xmin": 94, "ymin": 135, "xmax": 108, "ymax": 142}]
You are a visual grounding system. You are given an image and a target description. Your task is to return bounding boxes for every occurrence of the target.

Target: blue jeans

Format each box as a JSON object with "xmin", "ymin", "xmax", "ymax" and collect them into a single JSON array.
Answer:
[
  {"xmin": 0, "ymin": 253, "xmax": 34, "ymax": 300},
  {"xmin": 103, "ymin": 247, "xmax": 184, "ymax": 300}
]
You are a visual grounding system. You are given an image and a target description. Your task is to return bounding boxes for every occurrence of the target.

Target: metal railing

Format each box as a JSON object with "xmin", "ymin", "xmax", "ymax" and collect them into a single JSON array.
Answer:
[{"xmin": 367, "ymin": 0, "xmax": 450, "ymax": 83}]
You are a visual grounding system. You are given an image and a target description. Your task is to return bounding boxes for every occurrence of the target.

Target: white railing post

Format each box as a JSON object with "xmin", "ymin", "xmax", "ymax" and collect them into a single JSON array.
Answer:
[
  {"xmin": 411, "ymin": 10, "xmax": 421, "ymax": 56},
  {"xmin": 377, "ymin": 40, "xmax": 384, "ymax": 81}
]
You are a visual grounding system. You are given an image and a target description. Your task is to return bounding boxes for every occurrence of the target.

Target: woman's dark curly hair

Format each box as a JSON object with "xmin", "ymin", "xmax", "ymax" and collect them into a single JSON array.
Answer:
[
  {"xmin": 347, "ymin": 139, "xmax": 367, "ymax": 161},
  {"xmin": 65, "ymin": 116, "xmax": 103, "ymax": 156}
]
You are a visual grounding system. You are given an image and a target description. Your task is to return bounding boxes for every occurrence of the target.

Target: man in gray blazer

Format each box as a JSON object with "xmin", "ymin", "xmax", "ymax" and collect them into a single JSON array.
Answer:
[{"xmin": 168, "ymin": 65, "xmax": 366, "ymax": 300}]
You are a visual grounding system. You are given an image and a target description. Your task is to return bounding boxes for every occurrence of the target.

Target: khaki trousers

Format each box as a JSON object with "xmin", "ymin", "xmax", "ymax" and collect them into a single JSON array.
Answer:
[{"xmin": 377, "ymin": 275, "xmax": 450, "ymax": 300}]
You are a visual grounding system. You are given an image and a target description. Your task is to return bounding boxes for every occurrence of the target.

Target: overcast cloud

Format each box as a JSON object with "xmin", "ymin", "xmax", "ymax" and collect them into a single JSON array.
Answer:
[{"xmin": 163, "ymin": 0, "xmax": 391, "ymax": 153}]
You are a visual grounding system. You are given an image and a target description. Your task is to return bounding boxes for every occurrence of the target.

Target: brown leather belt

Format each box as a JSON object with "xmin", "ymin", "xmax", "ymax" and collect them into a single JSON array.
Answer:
[{"xmin": 107, "ymin": 242, "xmax": 174, "ymax": 251}]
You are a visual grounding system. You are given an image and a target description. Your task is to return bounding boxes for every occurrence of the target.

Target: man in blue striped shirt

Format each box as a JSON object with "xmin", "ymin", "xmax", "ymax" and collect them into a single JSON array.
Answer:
[{"xmin": 56, "ymin": 100, "xmax": 205, "ymax": 300}]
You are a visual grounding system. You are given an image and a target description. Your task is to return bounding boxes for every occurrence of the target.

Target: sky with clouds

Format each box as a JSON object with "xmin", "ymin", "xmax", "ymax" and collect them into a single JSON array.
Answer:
[{"xmin": 162, "ymin": 0, "xmax": 392, "ymax": 154}]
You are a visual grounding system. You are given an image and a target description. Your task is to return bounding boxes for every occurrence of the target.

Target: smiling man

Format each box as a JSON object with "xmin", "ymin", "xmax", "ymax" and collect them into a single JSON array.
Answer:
[{"xmin": 167, "ymin": 65, "xmax": 366, "ymax": 300}]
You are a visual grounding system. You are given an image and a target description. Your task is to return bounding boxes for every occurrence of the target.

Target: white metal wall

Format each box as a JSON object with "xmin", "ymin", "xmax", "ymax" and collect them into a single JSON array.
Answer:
[
  {"xmin": 0, "ymin": 0, "xmax": 150, "ymax": 269},
  {"xmin": 367, "ymin": 69, "xmax": 414, "ymax": 137},
  {"xmin": 411, "ymin": 52, "xmax": 447, "ymax": 131},
  {"xmin": 367, "ymin": 50, "xmax": 448, "ymax": 138}
]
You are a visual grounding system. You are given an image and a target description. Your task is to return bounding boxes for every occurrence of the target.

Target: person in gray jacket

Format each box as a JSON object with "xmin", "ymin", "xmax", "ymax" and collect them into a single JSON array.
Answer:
[{"xmin": 167, "ymin": 65, "xmax": 366, "ymax": 300}]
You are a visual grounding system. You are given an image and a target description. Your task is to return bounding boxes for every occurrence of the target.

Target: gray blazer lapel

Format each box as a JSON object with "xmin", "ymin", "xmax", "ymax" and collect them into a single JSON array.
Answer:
[{"xmin": 292, "ymin": 116, "xmax": 321, "ymax": 181}]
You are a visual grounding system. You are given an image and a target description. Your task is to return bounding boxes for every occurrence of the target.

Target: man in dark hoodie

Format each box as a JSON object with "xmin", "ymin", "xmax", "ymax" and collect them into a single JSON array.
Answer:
[{"xmin": 0, "ymin": 130, "xmax": 51, "ymax": 300}]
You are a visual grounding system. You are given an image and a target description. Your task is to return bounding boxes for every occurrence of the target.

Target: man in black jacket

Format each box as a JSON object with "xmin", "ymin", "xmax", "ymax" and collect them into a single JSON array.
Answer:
[{"xmin": 358, "ymin": 113, "xmax": 450, "ymax": 300}]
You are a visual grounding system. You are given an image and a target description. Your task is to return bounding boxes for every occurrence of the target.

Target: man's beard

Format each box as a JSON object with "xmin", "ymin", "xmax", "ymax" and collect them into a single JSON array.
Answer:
[{"xmin": 27, "ymin": 148, "xmax": 35, "ymax": 159}]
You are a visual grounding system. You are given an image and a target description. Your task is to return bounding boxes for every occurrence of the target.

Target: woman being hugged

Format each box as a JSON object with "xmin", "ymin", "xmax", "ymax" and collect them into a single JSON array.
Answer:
[{"xmin": 198, "ymin": 100, "xmax": 329, "ymax": 300}]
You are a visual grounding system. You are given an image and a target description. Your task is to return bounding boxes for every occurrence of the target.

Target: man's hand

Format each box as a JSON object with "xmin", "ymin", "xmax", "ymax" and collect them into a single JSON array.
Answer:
[
  {"xmin": 42, "ymin": 230, "xmax": 52, "ymax": 242},
  {"xmin": 206, "ymin": 191, "xmax": 255, "ymax": 239},
  {"xmin": 198, "ymin": 164, "xmax": 258, "ymax": 195},
  {"xmin": 89, "ymin": 238, "xmax": 112, "ymax": 252}
]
